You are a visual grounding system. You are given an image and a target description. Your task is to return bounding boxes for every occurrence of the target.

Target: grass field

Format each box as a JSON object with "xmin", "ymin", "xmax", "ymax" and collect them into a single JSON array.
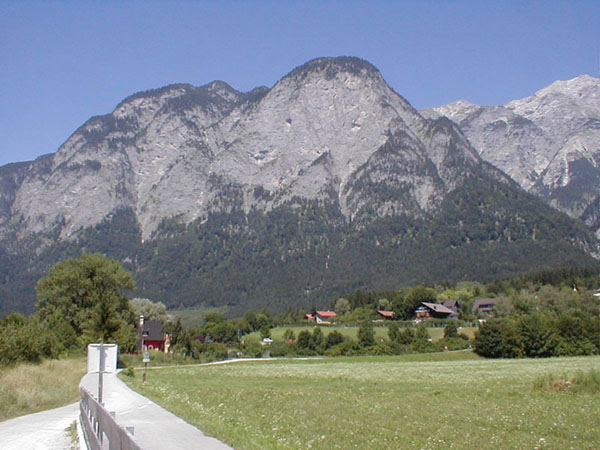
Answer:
[
  {"xmin": 122, "ymin": 353, "xmax": 600, "ymax": 449},
  {"xmin": 0, "ymin": 358, "xmax": 87, "ymax": 421}
]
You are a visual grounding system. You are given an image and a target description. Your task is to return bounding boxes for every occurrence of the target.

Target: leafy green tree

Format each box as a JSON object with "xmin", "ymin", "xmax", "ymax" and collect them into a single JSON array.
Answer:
[
  {"xmin": 397, "ymin": 327, "xmax": 415, "ymax": 345},
  {"xmin": 473, "ymin": 320, "xmax": 504, "ymax": 357},
  {"xmin": 358, "ymin": 321, "xmax": 375, "ymax": 347},
  {"xmin": 517, "ymin": 313, "xmax": 558, "ymax": 357},
  {"xmin": 394, "ymin": 286, "xmax": 437, "ymax": 320},
  {"xmin": 164, "ymin": 318, "xmax": 184, "ymax": 349},
  {"xmin": 334, "ymin": 298, "xmax": 351, "ymax": 315},
  {"xmin": 296, "ymin": 330, "xmax": 312, "ymax": 353},
  {"xmin": 325, "ymin": 330, "xmax": 344, "ymax": 349},
  {"xmin": 443, "ymin": 321, "xmax": 458, "ymax": 339},
  {"xmin": 415, "ymin": 323, "xmax": 430, "ymax": 341},
  {"xmin": 282, "ymin": 329, "xmax": 296, "ymax": 341},
  {"xmin": 497, "ymin": 318, "xmax": 524, "ymax": 358},
  {"xmin": 377, "ymin": 298, "xmax": 392, "ymax": 311},
  {"xmin": 129, "ymin": 298, "xmax": 172, "ymax": 322},
  {"xmin": 260, "ymin": 324, "xmax": 272, "ymax": 339},
  {"xmin": 35, "ymin": 253, "xmax": 137, "ymax": 350},
  {"xmin": 310, "ymin": 327, "xmax": 324, "ymax": 352},
  {"xmin": 0, "ymin": 316, "xmax": 58, "ymax": 365},
  {"xmin": 387, "ymin": 322, "xmax": 400, "ymax": 342}
]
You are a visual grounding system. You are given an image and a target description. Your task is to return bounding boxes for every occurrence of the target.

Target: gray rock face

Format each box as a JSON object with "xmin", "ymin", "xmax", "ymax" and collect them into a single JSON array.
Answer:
[
  {"xmin": 430, "ymin": 75, "xmax": 600, "ymax": 229},
  {"xmin": 0, "ymin": 57, "xmax": 488, "ymax": 242}
]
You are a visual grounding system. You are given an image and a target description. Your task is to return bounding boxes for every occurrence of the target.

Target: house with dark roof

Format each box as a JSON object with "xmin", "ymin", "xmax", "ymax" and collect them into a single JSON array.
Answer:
[
  {"xmin": 472, "ymin": 298, "xmax": 497, "ymax": 316},
  {"xmin": 137, "ymin": 315, "xmax": 170, "ymax": 353},
  {"xmin": 414, "ymin": 302, "xmax": 459, "ymax": 320},
  {"xmin": 442, "ymin": 299, "xmax": 460, "ymax": 313}
]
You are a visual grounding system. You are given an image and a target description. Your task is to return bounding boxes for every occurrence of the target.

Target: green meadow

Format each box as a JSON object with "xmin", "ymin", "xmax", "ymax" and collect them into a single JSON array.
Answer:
[{"xmin": 122, "ymin": 353, "xmax": 600, "ymax": 449}]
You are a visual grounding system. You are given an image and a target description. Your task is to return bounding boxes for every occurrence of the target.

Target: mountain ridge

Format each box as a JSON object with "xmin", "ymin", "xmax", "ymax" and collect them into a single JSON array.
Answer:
[
  {"xmin": 430, "ymin": 74, "xmax": 600, "ymax": 233},
  {"xmin": 0, "ymin": 58, "xmax": 597, "ymax": 315}
]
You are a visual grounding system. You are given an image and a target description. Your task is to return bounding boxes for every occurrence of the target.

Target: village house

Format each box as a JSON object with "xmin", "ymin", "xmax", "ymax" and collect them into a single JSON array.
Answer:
[
  {"xmin": 306, "ymin": 311, "xmax": 337, "ymax": 324},
  {"xmin": 472, "ymin": 298, "xmax": 497, "ymax": 316},
  {"xmin": 376, "ymin": 310, "xmax": 395, "ymax": 319},
  {"xmin": 442, "ymin": 299, "xmax": 460, "ymax": 313},
  {"xmin": 414, "ymin": 302, "xmax": 459, "ymax": 320},
  {"xmin": 137, "ymin": 315, "xmax": 170, "ymax": 353}
]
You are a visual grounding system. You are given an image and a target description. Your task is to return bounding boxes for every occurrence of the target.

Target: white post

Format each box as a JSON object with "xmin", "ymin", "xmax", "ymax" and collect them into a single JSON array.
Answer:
[{"xmin": 98, "ymin": 343, "xmax": 105, "ymax": 403}]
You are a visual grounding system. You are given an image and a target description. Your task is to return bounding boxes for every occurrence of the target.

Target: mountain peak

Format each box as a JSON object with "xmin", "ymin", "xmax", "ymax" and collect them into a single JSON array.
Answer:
[
  {"xmin": 532, "ymin": 74, "xmax": 600, "ymax": 98},
  {"xmin": 283, "ymin": 56, "xmax": 382, "ymax": 82}
]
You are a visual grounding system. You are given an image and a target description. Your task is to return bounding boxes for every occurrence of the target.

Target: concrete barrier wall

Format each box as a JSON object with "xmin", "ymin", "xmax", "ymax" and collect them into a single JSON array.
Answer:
[{"xmin": 80, "ymin": 387, "xmax": 142, "ymax": 450}]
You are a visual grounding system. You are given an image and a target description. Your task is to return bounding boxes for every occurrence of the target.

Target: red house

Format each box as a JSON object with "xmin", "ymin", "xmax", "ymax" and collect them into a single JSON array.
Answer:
[
  {"xmin": 377, "ymin": 310, "xmax": 395, "ymax": 319},
  {"xmin": 137, "ymin": 315, "xmax": 170, "ymax": 353},
  {"xmin": 314, "ymin": 311, "xmax": 337, "ymax": 324}
]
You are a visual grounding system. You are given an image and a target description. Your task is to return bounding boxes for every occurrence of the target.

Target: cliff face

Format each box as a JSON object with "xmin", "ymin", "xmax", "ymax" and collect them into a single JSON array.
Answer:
[
  {"xmin": 2, "ymin": 57, "xmax": 487, "ymax": 241},
  {"xmin": 429, "ymin": 75, "xmax": 600, "ymax": 233},
  {"xmin": 0, "ymin": 58, "xmax": 597, "ymax": 315}
]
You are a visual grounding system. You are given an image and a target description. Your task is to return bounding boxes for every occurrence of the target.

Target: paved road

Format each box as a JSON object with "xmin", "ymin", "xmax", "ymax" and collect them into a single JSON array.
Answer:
[
  {"xmin": 0, "ymin": 369, "xmax": 232, "ymax": 450},
  {"xmin": 80, "ymin": 371, "xmax": 231, "ymax": 450},
  {"xmin": 0, "ymin": 402, "xmax": 79, "ymax": 450}
]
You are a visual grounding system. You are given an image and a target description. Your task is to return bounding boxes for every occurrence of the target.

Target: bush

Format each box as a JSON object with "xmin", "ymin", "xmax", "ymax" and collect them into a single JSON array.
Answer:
[{"xmin": 324, "ymin": 340, "xmax": 362, "ymax": 357}]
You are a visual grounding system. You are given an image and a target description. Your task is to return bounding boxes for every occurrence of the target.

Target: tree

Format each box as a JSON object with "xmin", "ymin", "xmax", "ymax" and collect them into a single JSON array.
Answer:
[
  {"xmin": 282, "ymin": 329, "xmax": 296, "ymax": 341},
  {"xmin": 387, "ymin": 322, "xmax": 400, "ymax": 342},
  {"xmin": 35, "ymin": 253, "xmax": 137, "ymax": 350},
  {"xmin": 310, "ymin": 327, "xmax": 324, "ymax": 352},
  {"xmin": 260, "ymin": 324, "xmax": 271, "ymax": 339},
  {"xmin": 325, "ymin": 330, "xmax": 344, "ymax": 349},
  {"xmin": 296, "ymin": 330, "xmax": 312, "ymax": 353},
  {"xmin": 129, "ymin": 298, "xmax": 171, "ymax": 323},
  {"xmin": 397, "ymin": 327, "xmax": 415, "ymax": 345},
  {"xmin": 357, "ymin": 321, "xmax": 375, "ymax": 347},
  {"xmin": 443, "ymin": 321, "xmax": 458, "ymax": 339},
  {"xmin": 334, "ymin": 298, "xmax": 351, "ymax": 315},
  {"xmin": 415, "ymin": 323, "xmax": 430, "ymax": 341}
]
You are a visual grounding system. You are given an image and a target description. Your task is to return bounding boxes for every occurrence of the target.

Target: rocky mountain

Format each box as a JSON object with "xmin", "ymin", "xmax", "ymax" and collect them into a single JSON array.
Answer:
[
  {"xmin": 0, "ymin": 58, "xmax": 598, "ymax": 315},
  {"xmin": 427, "ymin": 75, "xmax": 600, "ymax": 233}
]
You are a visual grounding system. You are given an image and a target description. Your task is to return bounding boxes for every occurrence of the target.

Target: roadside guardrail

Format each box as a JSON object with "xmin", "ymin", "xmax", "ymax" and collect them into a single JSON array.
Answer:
[{"xmin": 80, "ymin": 387, "xmax": 142, "ymax": 450}]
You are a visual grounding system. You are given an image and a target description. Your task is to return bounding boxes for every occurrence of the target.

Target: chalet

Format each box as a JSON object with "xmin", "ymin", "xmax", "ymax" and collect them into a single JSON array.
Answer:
[
  {"xmin": 442, "ymin": 299, "xmax": 459, "ymax": 313},
  {"xmin": 377, "ymin": 310, "xmax": 395, "ymax": 319},
  {"xmin": 137, "ymin": 315, "xmax": 170, "ymax": 353},
  {"xmin": 314, "ymin": 311, "xmax": 337, "ymax": 324},
  {"xmin": 472, "ymin": 298, "xmax": 497, "ymax": 316},
  {"xmin": 414, "ymin": 302, "xmax": 458, "ymax": 320}
]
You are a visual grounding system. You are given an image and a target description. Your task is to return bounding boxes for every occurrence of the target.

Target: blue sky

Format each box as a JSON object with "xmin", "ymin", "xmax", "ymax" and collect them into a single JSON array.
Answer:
[{"xmin": 1, "ymin": 0, "xmax": 599, "ymax": 166}]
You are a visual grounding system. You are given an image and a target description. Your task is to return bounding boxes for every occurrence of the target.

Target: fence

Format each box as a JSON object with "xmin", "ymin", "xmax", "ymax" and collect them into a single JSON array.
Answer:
[{"xmin": 80, "ymin": 387, "xmax": 143, "ymax": 450}]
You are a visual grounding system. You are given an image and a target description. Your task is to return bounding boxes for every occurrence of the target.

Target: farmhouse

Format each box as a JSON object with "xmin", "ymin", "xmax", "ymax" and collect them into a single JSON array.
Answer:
[
  {"xmin": 442, "ymin": 299, "xmax": 459, "ymax": 313},
  {"xmin": 472, "ymin": 298, "xmax": 497, "ymax": 316},
  {"xmin": 137, "ymin": 315, "xmax": 170, "ymax": 353},
  {"xmin": 377, "ymin": 310, "xmax": 395, "ymax": 319},
  {"xmin": 313, "ymin": 311, "xmax": 337, "ymax": 324},
  {"xmin": 414, "ymin": 302, "xmax": 458, "ymax": 320}
]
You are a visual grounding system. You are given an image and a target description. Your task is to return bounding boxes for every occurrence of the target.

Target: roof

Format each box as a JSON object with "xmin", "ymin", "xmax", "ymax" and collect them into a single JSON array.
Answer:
[
  {"xmin": 377, "ymin": 310, "xmax": 395, "ymax": 318},
  {"xmin": 472, "ymin": 298, "xmax": 497, "ymax": 312},
  {"xmin": 443, "ymin": 299, "xmax": 458, "ymax": 308},
  {"xmin": 137, "ymin": 320, "xmax": 165, "ymax": 341},
  {"xmin": 315, "ymin": 311, "xmax": 337, "ymax": 317},
  {"xmin": 421, "ymin": 302, "xmax": 456, "ymax": 315}
]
